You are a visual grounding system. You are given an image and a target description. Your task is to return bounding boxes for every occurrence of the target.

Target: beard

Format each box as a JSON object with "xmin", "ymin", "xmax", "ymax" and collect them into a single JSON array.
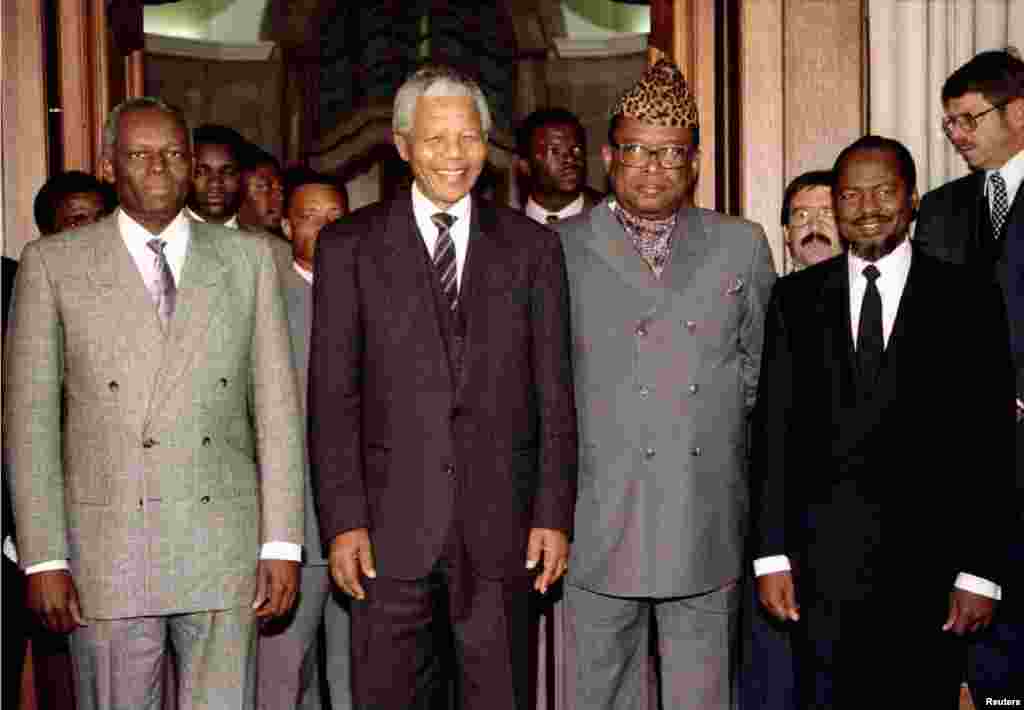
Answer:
[{"xmin": 846, "ymin": 231, "xmax": 907, "ymax": 262}]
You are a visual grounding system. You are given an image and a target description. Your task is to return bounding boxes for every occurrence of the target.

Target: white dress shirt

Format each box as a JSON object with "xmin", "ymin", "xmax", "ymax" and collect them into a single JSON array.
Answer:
[
  {"xmin": 525, "ymin": 193, "xmax": 585, "ymax": 225},
  {"xmin": 753, "ymin": 238, "xmax": 1001, "ymax": 600},
  {"xmin": 294, "ymin": 261, "xmax": 313, "ymax": 285},
  {"xmin": 187, "ymin": 205, "xmax": 239, "ymax": 229},
  {"xmin": 411, "ymin": 182, "xmax": 472, "ymax": 287},
  {"xmin": 986, "ymin": 146, "xmax": 1024, "ymax": 217},
  {"xmin": 25, "ymin": 209, "xmax": 300, "ymax": 574}
]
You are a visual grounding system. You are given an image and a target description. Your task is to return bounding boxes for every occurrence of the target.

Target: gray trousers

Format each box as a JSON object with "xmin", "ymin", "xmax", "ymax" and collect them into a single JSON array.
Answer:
[
  {"xmin": 257, "ymin": 565, "xmax": 352, "ymax": 710},
  {"xmin": 567, "ymin": 582, "xmax": 738, "ymax": 710},
  {"xmin": 70, "ymin": 606, "xmax": 257, "ymax": 710}
]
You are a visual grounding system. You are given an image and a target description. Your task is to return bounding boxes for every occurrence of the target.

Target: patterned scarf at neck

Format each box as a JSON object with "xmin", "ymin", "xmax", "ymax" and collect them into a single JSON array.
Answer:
[{"xmin": 610, "ymin": 198, "xmax": 678, "ymax": 277}]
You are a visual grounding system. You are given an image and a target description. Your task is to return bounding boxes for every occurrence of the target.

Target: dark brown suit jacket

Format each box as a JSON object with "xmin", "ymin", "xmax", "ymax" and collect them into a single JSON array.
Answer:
[{"xmin": 309, "ymin": 192, "xmax": 578, "ymax": 581}]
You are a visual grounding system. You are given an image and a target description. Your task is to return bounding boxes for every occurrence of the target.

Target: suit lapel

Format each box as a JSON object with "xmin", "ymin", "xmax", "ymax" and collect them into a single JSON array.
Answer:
[
  {"xmin": 660, "ymin": 207, "xmax": 711, "ymax": 298},
  {"xmin": 579, "ymin": 203, "xmax": 665, "ymax": 313},
  {"xmin": 145, "ymin": 220, "xmax": 229, "ymax": 422}
]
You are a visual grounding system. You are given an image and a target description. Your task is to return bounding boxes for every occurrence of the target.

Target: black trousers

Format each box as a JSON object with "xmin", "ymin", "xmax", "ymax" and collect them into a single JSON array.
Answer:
[{"xmin": 349, "ymin": 523, "xmax": 534, "ymax": 710}]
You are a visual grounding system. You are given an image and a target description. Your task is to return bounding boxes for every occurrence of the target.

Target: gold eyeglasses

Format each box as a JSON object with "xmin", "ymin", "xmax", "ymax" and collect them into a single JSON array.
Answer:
[
  {"xmin": 610, "ymin": 142, "xmax": 692, "ymax": 169},
  {"xmin": 941, "ymin": 99, "xmax": 1010, "ymax": 136}
]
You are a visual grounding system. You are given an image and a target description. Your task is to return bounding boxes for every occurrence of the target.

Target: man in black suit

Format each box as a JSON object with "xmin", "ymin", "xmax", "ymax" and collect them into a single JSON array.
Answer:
[
  {"xmin": 309, "ymin": 65, "xmax": 578, "ymax": 710},
  {"xmin": 753, "ymin": 135, "xmax": 1016, "ymax": 709},
  {"xmin": 915, "ymin": 50, "xmax": 1024, "ymax": 705}
]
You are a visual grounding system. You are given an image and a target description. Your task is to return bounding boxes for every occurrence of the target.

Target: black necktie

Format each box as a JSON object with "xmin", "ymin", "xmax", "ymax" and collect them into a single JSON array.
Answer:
[
  {"xmin": 989, "ymin": 171, "xmax": 1009, "ymax": 238},
  {"xmin": 546, "ymin": 214, "xmax": 560, "ymax": 224},
  {"xmin": 857, "ymin": 264, "xmax": 883, "ymax": 394},
  {"xmin": 431, "ymin": 212, "xmax": 457, "ymax": 310}
]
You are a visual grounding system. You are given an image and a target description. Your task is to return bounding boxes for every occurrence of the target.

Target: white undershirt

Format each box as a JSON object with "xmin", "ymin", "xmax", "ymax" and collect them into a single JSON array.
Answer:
[
  {"xmin": 411, "ymin": 182, "xmax": 472, "ymax": 288},
  {"xmin": 525, "ymin": 193, "xmax": 585, "ymax": 225},
  {"xmin": 985, "ymin": 146, "xmax": 1024, "ymax": 217}
]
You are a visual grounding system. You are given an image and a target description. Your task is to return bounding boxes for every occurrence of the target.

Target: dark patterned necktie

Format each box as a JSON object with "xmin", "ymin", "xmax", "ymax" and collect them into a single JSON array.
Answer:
[
  {"xmin": 546, "ymin": 214, "xmax": 560, "ymax": 224},
  {"xmin": 431, "ymin": 212, "xmax": 458, "ymax": 310},
  {"xmin": 989, "ymin": 171, "xmax": 1009, "ymax": 238},
  {"xmin": 147, "ymin": 238, "xmax": 176, "ymax": 328},
  {"xmin": 857, "ymin": 264, "xmax": 883, "ymax": 394}
]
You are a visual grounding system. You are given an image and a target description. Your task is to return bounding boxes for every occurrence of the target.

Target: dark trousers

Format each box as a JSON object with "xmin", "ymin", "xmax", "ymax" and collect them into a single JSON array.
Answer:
[
  {"xmin": 797, "ymin": 597, "xmax": 964, "ymax": 710},
  {"xmin": 739, "ymin": 575, "xmax": 797, "ymax": 710},
  {"xmin": 350, "ymin": 524, "xmax": 534, "ymax": 710}
]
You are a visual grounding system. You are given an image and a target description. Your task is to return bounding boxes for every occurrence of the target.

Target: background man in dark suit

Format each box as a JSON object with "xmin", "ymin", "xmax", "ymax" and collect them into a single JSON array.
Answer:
[
  {"xmin": 259, "ymin": 169, "xmax": 352, "ymax": 710},
  {"xmin": 781, "ymin": 170, "xmax": 841, "ymax": 271},
  {"xmin": 516, "ymin": 108, "xmax": 602, "ymax": 224},
  {"xmin": 309, "ymin": 65, "xmax": 578, "ymax": 710},
  {"xmin": 33, "ymin": 170, "xmax": 115, "ymax": 236},
  {"xmin": 914, "ymin": 49, "xmax": 1024, "ymax": 705},
  {"xmin": 754, "ymin": 135, "xmax": 1016, "ymax": 709},
  {"xmin": 186, "ymin": 123, "xmax": 246, "ymax": 228}
]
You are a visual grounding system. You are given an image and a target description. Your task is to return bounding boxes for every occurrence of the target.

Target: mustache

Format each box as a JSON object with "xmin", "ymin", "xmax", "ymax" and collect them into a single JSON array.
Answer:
[{"xmin": 800, "ymin": 231, "xmax": 833, "ymax": 247}]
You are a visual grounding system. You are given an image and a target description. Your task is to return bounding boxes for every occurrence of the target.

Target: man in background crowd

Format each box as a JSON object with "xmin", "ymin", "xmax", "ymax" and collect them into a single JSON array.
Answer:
[
  {"xmin": 755, "ymin": 135, "xmax": 1014, "ymax": 709},
  {"xmin": 914, "ymin": 48, "xmax": 1024, "ymax": 705},
  {"xmin": 556, "ymin": 59, "xmax": 775, "ymax": 710},
  {"xmin": 33, "ymin": 170, "xmax": 115, "ymax": 236},
  {"xmin": 781, "ymin": 170, "xmax": 841, "ymax": 270},
  {"xmin": 517, "ymin": 108, "xmax": 602, "ymax": 225},
  {"xmin": 186, "ymin": 123, "xmax": 245, "ymax": 228},
  {"xmin": 238, "ymin": 146, "xmax": 286, "ymax": 237},
  {"xmin": 258, "ymin": 168, "xmax": 352, "ymax": 710}
]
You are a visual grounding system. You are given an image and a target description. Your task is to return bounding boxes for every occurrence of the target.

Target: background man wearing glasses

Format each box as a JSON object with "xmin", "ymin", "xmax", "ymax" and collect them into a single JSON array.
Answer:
[
  {"xmin": 553, "ymin": 60, "xmax": 776, "ymax": 710},
  {"xmin": 915, "ymin": 48, "xmax": 1024, "ymax": 706},
  {"xmin": 781, "ymin": 170, "xmax": 841, "ymax": 271}
]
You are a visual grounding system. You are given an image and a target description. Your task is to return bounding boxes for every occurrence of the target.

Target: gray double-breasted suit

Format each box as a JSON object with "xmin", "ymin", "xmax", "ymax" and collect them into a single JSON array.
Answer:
[{"xmin": 556, "ymin": 200, "xmax": 775, "ymax": 710}]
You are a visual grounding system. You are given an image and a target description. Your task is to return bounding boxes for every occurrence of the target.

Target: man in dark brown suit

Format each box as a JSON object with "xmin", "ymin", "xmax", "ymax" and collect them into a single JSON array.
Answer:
[{"xmin": 308, "ymin": 65, "xmax": 578, "ymax": 710}]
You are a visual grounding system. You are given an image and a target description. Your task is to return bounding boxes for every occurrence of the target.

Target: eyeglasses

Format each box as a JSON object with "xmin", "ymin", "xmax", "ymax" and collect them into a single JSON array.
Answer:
[
  {"xmin": 941, "ymin": 99, "xmax": 1010, "ymax": 136},
  {"xmin": 610, "ymin": 142, "xmax": 692, "ymax": 169},
  {"xmin": 788, "ymin": 207, "xmax": 835, "ymax": 227}
]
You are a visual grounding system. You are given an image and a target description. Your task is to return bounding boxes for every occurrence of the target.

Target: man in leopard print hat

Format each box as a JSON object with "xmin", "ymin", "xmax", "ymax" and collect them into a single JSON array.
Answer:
[{"xmin": 552, "ymin": 58, "xmax": 778, "ymax": 710}]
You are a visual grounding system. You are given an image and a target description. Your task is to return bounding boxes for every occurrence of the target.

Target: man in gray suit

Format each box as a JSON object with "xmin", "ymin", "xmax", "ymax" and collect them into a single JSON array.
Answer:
[
  {"xmin": 4, "ymin": 97, "xmax": 304, "ymax": 709},
  {"xmin": 554, "ymin": 60, "xmax": 776, "ymax": 710},
  {"xmin": 257, "ymin": 169, "xmax": 352, "ymax": 710}
]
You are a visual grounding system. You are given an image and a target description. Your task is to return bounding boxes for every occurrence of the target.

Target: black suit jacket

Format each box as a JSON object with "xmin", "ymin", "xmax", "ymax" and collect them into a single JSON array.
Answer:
[
  {"xmin": 309, "ymin": 192, "xmax": 578, "ymax": 581},
  {"xmin": 752, "ymin": 248, "xmax": 1015, "ymax": 604}
]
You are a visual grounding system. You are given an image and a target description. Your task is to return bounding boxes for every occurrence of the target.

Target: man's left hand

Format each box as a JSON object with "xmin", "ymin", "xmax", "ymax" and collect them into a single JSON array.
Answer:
[
  {"xmin": 943, "ymin": 588, "xmax": 996, "ymax": 635},
  {"xmin": 526, "ymin": 528, "xmax": 569, "ymax": 594},
  {"xmin": 252, "ymin": 559, "xmax": 301, "ymax": 618}
]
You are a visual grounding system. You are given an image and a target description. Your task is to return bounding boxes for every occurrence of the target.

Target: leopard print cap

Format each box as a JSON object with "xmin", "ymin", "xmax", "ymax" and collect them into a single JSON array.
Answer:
[{"xmin": 611, "ymin": 59, "xmax": 699, "ymax": 129}]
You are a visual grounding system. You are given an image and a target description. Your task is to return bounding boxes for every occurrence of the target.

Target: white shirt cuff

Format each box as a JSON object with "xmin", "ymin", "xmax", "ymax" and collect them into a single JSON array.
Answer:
[
  {"xmin": 753, "ymin": 555, "xmax": 791, "ymax": 576},
  {"xmin": 955, "ymin": 572, "xmax": 1002, "ymax": 600},
  {"xmin": 25, "ymin": 559, "xmax": 70, "ymax": 574},
  {"xmin": 260, "ymin": 541, "xmax": 302, "ymax": 562}
]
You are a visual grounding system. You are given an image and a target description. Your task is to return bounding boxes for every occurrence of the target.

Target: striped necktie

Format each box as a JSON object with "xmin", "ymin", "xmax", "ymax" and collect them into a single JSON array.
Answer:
[
  {"xmin": 431, "ymin": 212, "xmax": 458, "ymax": 310},
  {"xmin": 147, "ymin": 238, "xmax": 176, "ymax": 328}
]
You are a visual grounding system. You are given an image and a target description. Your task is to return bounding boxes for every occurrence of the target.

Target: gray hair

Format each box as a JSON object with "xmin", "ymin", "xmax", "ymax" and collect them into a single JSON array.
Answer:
[
  {"xmin": 102, "ymin": 97, "xmax": 191, "ymax": 156},
  {"xmin": 392, "ymin": 65, "xmax": 492, "ymax": 136}
]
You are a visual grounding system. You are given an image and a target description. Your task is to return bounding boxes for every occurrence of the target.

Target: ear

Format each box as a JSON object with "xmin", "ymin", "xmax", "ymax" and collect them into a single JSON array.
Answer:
[
  {"xmin": 393, "ymin": 132, "xmax": 411, "ymax": 162},
  {"xmin": 690, "ymin": 148, "xmax": 702, "ymax": 177},
  {"xmin": 1006, "ymin": 96, "xmax": 1024, "ymax": 130},
  {"xmin": 100, "ymin": 155, "xmax": 116, "ymax": 184},
  {"xmin": 516, "ymin": 158, "xmax": 531, "ymax": 178},
  {"xmin": 601, "ymin": 144, "xmax": 614, "ymax": 174}
]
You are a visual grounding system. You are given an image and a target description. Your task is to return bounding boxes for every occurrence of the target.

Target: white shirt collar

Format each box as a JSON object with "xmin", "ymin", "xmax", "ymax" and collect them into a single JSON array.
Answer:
[
  {"xmin": 187, "ymin": 206, "xmax": 239, "ymax": 229},
  {"xmin": 524, "ymin": 194, "xmax": 585, "ymax": 224},
  {"xmin": 847, "ymin": 237, "xmax": 913, "ymax": 348},
  {"xmin": 410, "ymin": 183, "xmax": 472, "ymax": 286},
  {"xmin": 118, "ymin": 208, "xmax": 191, "ymax": 284},
  {"xmin": 987, "ymin": 146, "xmax": 1024, "ymax": 208},
  {"xmin": 293, "ymin": 261, "xmax": 313, "ymax": 284}
]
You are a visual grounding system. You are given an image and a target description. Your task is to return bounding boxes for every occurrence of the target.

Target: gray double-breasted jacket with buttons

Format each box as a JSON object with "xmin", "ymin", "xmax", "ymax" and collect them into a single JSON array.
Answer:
[
  {"xmin": 4, "ymin": 212, "xmax": 304, "ymax": 619},
  {"xmin": 556, "ymin": 201, "xmax": 776, "ymax": 598}
]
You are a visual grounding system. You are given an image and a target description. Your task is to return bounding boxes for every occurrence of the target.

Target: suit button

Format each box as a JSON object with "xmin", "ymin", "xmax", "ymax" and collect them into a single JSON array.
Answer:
[
  {"xmin": 219, "ymin": 377, "xmax": 228, "ymax": 388},
  {"xmin": 639, "ymin": 385, "xmax": 650, "ymax": 398},
  {"xmin": 108, "ymin": 381, "xmax": 119, "ymax": 392},
  {"xmin": 450, "ymin": 406, "xmax": 463, "ymax": 420},
  {"xmin": 643, "ymin": 448, "xmax": 656, "ymax": 460},
  {"xmin": 444, "ymin": 464, "xmax": 455, "ymax": 476},
  {"xmin": 202, "ymin": 436, "xmax": 212, "ymax": 446},
  {"xmin": 691, "ymin": 447, "xmax": 702, "ymax": 457},
  {"xmin": 142, "ymin": 437, "xmax": 157, "ymax": 449},
  {"xmin": 684, "ymin": 320, "xmax": 697, "ymax": 332},
  {"xmin": 200, "ymin": 496, "xmax": 211, "ymax": 504},
  {"xmin": 689, "ymin": 384, "xmax": 699, "ymax": 395}
]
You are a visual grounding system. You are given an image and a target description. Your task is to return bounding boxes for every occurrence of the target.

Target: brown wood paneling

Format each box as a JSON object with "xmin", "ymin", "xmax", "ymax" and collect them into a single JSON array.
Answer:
[{"xmin": 2, "ymin": 0, "xmax": 49, "ymax": 259}]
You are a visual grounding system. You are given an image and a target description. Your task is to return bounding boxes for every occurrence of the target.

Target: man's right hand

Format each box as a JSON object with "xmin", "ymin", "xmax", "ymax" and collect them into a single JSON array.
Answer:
[
  {"xmin": 328, "ymin": 528, "xmax": 376, "ymax": 601},
  {"xmin": 757, "ymin": 570, "xmax": 800, "ymax": 622},
  {"xmin": 27, "ymin": 570, "xmax": 84, "ymax": 633}
]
